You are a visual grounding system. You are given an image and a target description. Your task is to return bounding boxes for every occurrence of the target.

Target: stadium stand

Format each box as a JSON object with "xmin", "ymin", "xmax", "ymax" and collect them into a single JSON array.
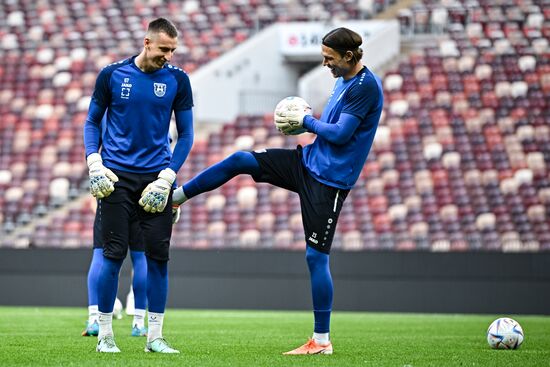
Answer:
[
  {"xmin": 0, "ymin": 0, "xmax": 548, "ymax": 251},
  {"xmin": 0, "ymin": 0, "xmax": 394, "ymax": 248}
]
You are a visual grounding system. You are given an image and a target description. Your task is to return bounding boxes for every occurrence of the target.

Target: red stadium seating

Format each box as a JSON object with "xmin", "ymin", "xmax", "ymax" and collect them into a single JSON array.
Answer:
[
  {"xmin": 0, "ymin": 0, "xmax": 393, "ymax": 247},
  {"xmin": 1, "ymin": 0, "xmax": 548, "ymax": 251}
]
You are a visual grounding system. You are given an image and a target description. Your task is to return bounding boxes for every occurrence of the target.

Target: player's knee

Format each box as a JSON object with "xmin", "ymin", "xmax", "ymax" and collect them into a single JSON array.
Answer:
[
  {"xmin": 225, "ymin": 151, "xmax": 259, "ymax": 175},
  {"xmin": 145, "ymin": 242, "xmax": 170, "ymax": 262},
  {"xmin": 130, "ymin": 250, "xmax": 146, "ymax": 264},
  {"xmin": 305, "ymin": 249, "xmax": 316, "ymax": 268},
  {"xmin": 145, "ymin": 251, "xmax": 169, "ymax": 262},
  {"xmin": 226, "ymin": 151, "xmax": 249, "ymax": 166},
  {"xmin": 305, "ymin": 246, "xmax": 329, "ymax": 270},
  {"xmin": 103, "ymin": 246, "xmax": 128, "ymax": 260}
]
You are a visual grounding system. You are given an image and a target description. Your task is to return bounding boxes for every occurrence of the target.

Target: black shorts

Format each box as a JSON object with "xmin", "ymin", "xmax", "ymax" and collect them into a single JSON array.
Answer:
[
  {"xmin": 98, "ymin": 169, "xmax": 173, "ymax": 261},
  {"xmin": 93, "ymin": 199, "xmax": 145, "ymax": 252},
  {"xmin": 251, "ymin": 147, "xmax": 349, "ymax": 254}
]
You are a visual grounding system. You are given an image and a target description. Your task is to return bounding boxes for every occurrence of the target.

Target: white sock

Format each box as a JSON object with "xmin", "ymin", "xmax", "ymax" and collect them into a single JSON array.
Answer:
[
  {"xmin": 88, "ymin": 305, "xmax": 99, "ymax": 324},
  {"xmin": 133, "ymin": 308, "xmax": 146, "ymax": 329},
  {"xmin": 313, "ymin": 332, "xmax": 330, "ymax": 345},
  {"xmin": 172, "ymin": 187, "xmax": 188, "ymax": 205},
  {"xmin": 98, "ymin": 312, "xmax": 114, "ymax": 339},
  {"xmin": 147, "ymin": 312, "xmax": 164, "ymax": 342}
]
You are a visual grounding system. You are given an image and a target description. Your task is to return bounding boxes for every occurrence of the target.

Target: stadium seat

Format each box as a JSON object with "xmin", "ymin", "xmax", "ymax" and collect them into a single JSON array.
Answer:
[{"xmin": 1, "ymin": 0, "xmax": 549, "ymax": 252}]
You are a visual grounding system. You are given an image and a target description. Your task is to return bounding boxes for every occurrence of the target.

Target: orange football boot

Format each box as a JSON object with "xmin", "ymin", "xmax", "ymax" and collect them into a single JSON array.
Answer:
[{"xmin": 283, "ymin": 338, "xmax": 333, "ymax": 355}]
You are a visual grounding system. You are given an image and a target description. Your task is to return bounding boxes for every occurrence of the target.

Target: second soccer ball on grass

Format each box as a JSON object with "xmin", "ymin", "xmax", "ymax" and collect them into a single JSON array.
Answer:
[{"xmin": 486, "ymin": 317, "xmax": 524, "ymax": 349}]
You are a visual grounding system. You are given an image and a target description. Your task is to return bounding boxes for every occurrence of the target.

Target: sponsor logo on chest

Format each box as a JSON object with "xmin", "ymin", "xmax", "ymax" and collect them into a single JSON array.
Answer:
[{"xmin": 121, "ymin": 78, "xmax": 132, "ymax": 99}]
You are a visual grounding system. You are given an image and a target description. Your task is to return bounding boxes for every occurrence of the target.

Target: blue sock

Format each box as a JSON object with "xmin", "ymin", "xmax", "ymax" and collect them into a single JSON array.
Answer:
[
  {"xmin": 183, "ymin": 151, "xmax": 260, "ymax": 199},
  {"xmin": 87, "ymin": 248, "xmax": 103, "ymax": 306},
  {"xmin": 306, "ymin": 246, "xmax": 332, "ymax": 334},
  {"xmin": 147, "ymin": 257, "xmax": 168, "ymax": 313},
  {"xmin": 97, "ymin": 256, "xmax": 123, "ymax": 313},
  {"xmin": 130, "ymin": 250, "xmax": 147, "ymax": 310}
]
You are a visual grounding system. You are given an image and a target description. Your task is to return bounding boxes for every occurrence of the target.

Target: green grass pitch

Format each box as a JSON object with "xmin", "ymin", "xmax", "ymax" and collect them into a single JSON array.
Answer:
[{"xmin": 0, "ymin": 307, "xmax": 548, "ymax": 366}]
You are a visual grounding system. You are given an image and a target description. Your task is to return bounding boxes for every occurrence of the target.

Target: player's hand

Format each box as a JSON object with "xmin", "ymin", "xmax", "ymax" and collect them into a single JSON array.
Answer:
[
  {"xmin": 171, "ymin": 187, "xmax": 186, "ymax": 224},
  {"xmin": 274, "ymin": 111, "xmax": 307, "ymax": 135},
  {"xmin": 279, "ymin": 124, "xmax": 308, "ymax": 135},
  {"xmin": 172, "ymin": 205, "xmax": 181, "ymax": 224},
  {"xmin": 87, "ymin": 153, "xmax": 119, "ymax": 199},
  {"xmin": 139, "ymin": 168, "xmax": 176, "ymax": 213}
]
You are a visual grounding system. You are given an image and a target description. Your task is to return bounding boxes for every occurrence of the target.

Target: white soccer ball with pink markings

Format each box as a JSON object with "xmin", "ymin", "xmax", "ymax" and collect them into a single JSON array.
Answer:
[{"xmin": 486, "ymin": 317, "xmax": 524, "ymax": 349}]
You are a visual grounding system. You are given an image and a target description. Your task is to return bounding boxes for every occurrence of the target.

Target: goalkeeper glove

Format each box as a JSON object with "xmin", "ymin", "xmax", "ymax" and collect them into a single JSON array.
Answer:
[
  {"xmin": 172, "ymin": 205, "xmax": 181, "ymax": 224},
  {"xmin": 87, "ymin": 153, "xmax": 119, "ymax": 199},
  {"xmin": 171, "ymin": 186, "xmax": 188, "ymax": 224},
  {"xmin": 139, "ymin": 168, "xmax": 177, "ymax": 213},
  {"xmin": 274, "ymin": 110, "xmax": 307, "ymax": 135}
]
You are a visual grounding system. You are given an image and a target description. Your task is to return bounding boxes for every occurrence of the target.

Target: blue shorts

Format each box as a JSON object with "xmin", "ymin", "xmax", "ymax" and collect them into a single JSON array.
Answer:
[{"xmin": 251, "ymin": 147, "xmax": 349, "ymax": 254}]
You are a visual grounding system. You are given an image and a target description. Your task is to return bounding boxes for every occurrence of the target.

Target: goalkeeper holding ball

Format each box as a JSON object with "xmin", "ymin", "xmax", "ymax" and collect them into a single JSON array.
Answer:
[
  {"xmin": 83, "ymin": 18, "xmax": 193, "ymax": 353},
  {"xmin": 172, "ymin": 27, "xmax": 383, "ymax": 355}
]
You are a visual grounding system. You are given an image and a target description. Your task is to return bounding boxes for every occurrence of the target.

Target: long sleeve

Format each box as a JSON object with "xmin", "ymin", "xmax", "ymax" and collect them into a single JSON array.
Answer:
[
  {"xmin": 168, "ymin": 108, "xmax": 194, "ymax": 172},
  {"xmin": 83, "ymin": 99, "xmax": 107, "ymax": 156},
  {"xmin": 303, "ymin": 113, "xmax": 361, "ymax": 145}
]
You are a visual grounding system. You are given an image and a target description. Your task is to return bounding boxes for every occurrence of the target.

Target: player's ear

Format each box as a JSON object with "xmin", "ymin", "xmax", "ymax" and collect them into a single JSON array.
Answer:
[{"xmin": 345, "ymin": 50, "xmax": 353, "ymax": 62}]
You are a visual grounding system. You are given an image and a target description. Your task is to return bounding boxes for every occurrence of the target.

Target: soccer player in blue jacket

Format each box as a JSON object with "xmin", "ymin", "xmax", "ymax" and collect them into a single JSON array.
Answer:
[
  {"xmin": 83, "ymin": 18, "xmax": 193, "ymax": 353},
  {"xmin": 172, "ymin": 27, "xmax": 383, "ymax": 355}
]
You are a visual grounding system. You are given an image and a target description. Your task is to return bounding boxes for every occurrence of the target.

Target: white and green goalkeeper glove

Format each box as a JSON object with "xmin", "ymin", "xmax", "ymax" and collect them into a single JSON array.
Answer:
[
  {"xmin": 170, "ymin": 186, "xmax": 188, "ymax": 224},
  {"xmin": 139, "ymin": 168, "xmax": 177, "ymax": 213},
  {"xmin": 274, "ymin": 110, "xmax": 307, "ymax": 135},
  {"xmin": 87, "ymin": 153, "xmax": 119, "ymax": 199},
  {"xmin": 172, "ymin": 205, "xmax": 181, "ymax": 224}
]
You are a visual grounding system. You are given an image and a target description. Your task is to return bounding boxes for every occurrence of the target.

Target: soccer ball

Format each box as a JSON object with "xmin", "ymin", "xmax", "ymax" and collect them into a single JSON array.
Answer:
[
  {"xmin": 113, "ymin": 297, "xmax": 124, "ymax": 320},
  {"xmin": 486, "ymin": 317, "xmax": 524, "ymax": 349},
  {"xmin": 273, "ymin": 96, "xmax": 312, "ymax": 135}
]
